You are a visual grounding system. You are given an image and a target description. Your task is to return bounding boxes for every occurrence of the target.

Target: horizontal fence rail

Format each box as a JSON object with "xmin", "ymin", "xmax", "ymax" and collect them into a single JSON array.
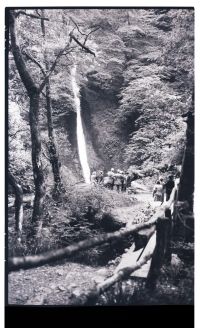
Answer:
[
  {"xmin": 8, "ymin": 211, "xmax": 163, "ymax": 272},
  {"xmin": 7, "ymin": 187, "xmax": 179, "ymax": 305},
  {"xmin": 69, "ymin": 252, "xmax": 153, "ymax": 305}
]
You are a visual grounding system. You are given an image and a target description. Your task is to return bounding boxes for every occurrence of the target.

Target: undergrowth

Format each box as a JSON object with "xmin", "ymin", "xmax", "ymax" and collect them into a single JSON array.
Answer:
[
  {"xmin": 8, "ymin": 185, "xmax": 136, "ymax": 264},
  {"xmin": 95, "ymin": 260, "xmax": 194, "ymax": 305}
]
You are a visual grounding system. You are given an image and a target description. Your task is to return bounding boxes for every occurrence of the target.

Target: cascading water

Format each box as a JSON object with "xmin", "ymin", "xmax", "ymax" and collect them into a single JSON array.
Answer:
[{"xmin": 71, "ymin": 64, "xmax": 91, "ymax": 183}]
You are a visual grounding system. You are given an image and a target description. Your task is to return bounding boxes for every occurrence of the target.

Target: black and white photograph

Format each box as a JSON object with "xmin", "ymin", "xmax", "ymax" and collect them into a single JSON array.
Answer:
[{"xmin": 5, "ymin": 6, "xmax": 195, "ymax": 311}]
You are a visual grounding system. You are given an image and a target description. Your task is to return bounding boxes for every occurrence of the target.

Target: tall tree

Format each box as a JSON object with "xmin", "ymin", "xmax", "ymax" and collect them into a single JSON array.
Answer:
[
  {"xmin": 9, "ymin": 10, "xmax": 71, "ymax": 234},
  {"xmin": 40, "ymin": 9, "xmax": 63, "ymax": 198},
  {"xmin": 9, "ymin": 9, "xmax": 101, "ymax": 227},
  {"xmin": 9, "ymin": 10, "xmax": 46, "ymax": 235},
  {"xmin": 8, "ymin": 171, "xmax": 23, "ymax": 239}
]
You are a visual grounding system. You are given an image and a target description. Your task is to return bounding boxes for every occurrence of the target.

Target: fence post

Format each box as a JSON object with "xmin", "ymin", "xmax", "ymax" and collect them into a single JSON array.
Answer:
[
  {"xmin": 146, "ymin": 217, "xmax": 168, "ymax": 290},
  {"xmin": 164, "ymin": 207, "xmax": 172, "ymax": 264},
  {"xmin": 172, "ymin": 189, "xmax": 178, "ymax": 223}
]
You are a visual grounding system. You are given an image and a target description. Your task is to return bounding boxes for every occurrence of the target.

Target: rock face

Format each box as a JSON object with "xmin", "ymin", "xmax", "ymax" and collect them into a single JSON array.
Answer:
[
  {"xmin": 52, "ymin": 85, "xmax": 126, "ymax": 181},
  {"xmin": 48, "ymin": 10, "xmax": 193, "ymax": 183},
  {"xmin": 81, "ymin": 86, "xmax": 126, "ymax": 171}
]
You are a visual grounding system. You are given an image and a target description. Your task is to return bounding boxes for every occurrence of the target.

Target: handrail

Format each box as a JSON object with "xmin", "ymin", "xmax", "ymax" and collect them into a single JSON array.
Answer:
[
  {"xmin": 69, "ymin": 252, "xmax": 153, "ymax": 305},
  {"xmin": 8, "ymin": 188, "xmax": 179, "ymax": 305},
  {"xmin": 70, "ymin": 216, "xmax": 171, "ymax": 305},
  {"xmin": 8, "ymin": 211, "xmax": 162, "ymax": 272}
]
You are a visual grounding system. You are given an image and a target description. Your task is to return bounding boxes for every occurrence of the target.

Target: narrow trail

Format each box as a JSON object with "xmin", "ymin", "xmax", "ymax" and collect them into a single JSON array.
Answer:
[{"xmin": 8, "ymin": 192, "xmax": 154, "ymax": 305}]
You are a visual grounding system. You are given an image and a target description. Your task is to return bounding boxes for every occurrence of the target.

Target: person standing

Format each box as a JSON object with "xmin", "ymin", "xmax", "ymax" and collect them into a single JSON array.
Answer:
[
  {"xmin": 152, "ymin": 180, "xmax": 164, "ymax": 202},
  {"xmin": 114, "ymin": 169, "xmax": 123, "ymax": 192},
  {"xmin": 159, "ymin": 176, "xmax": 165, "ymax": 202},
  {"xmin": 103, "ymin": 168, "xmax": 115, "ymax": 190},
  {"xmin": 122, "ymin": 171, "xmax": 128, "ymax": 192},
  {"xmin": 126, "ymin": 172, "xmax": 132, "ymax": 188},
  {"xmin": 120, "ymin": 171, "xmax": 125, "ymax": 192},
  {"xmin": 164, "ymin": 175, "xmax": 175, "ymax": 201},
  {"xmin": 97, "ymin": 170, "xmax": 104, "ymax": 185}
]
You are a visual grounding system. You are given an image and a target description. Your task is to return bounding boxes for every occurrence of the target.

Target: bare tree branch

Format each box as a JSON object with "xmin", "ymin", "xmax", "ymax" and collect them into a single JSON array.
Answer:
[
  {"xmin": 69, "ymin": 32, "xmax": 96, "ymax": 56},
  {"xmin": 41, "ymin": 91, "xmax": 46, "ymax": 98},
  {"xmin": 69, "ymin": 17, "xmax": 86, "ymax": 36},
  {"xmin": 38, "ymin": 56, "xmax": 61, "ymax": 92},
  {"xmin": 83, "ymin": 26, "xmax": 101, "ymax": 46},
  {"xmin": 42, "ymin": 148, "xmax": 51, "ymax": 161},
  {"xmin": 69, "ymin": 17, "xmax": 100, "ymax": 51},
  {"xmin": 61, "ymin": 47, "xmax": 76, "ymax": 56},
  {"xmin": 35, "ymin": 9, "xmax": 41, "ymax": 17},
  {"xmin": 15, "ymin": 10, "xmax": 49, "ymax": 21},
  {"xmin": 9, "ymin": 129, "xmax": 28, "ymax": 140},
  {"xmin": 22, "ymin": 51, "xmax": 46, "ymax": 76},
  {"xmin": 38, "ymin": 43, "xmax": 73, "ymax": 92}
]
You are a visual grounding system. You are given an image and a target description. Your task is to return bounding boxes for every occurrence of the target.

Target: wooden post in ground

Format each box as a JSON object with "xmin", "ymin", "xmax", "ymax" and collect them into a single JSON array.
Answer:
[
  {"xmin": 146, "ymin": 217, "xmax": 169, "ymax": 290},
  {"xmin": 172, "ymin": 189, "xmax": 178, "ymax": 225},
  {"xmin": 164, "ymin": 207, "xmax": 172, "ymax": 264}
]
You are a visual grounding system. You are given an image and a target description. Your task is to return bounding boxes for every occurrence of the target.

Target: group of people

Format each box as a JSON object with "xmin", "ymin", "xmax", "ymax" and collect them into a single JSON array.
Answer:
[
  {"xmin": 90, "ymin": 167, "xmax": 180, "ymax": 199},
  {"xmin": 152, "ymin": 175, "xmax": 177, "ymax": 203},
  {"xmin": 90, "ymin": 168, "xmax": 131, "ymax": 192}
]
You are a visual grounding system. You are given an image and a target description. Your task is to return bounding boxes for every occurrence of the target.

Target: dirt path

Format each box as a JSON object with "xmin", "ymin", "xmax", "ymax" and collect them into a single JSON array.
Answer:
[
  {"xmin": 8, "ymin": 192, "xmax": 154, "ymax": 305},
  {"xmin": 8, "ymin": 262, "xmax": 110, "ymax": 305}
]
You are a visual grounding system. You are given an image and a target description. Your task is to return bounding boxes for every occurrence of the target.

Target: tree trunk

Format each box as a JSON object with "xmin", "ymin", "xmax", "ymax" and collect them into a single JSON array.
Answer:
[
  {"xmin": 127, "ymin": 11, "xmax": 131, "ymax": 25},
  {"xmin": 8, "ymin": 172, "xmax": 23, "ymax": 237},
  {"xmin": 176, "ymin": 107, "xmax": 194, "ymax": 241},
  {"xmin": 29, "ymin": 94, "xmax": 46, "ymax": 231},
  {"xmin": 9, "ymin": 11, "xmax": 45, "ymax": 235},
  {"xmin": 41, "ymin": 10, "xmax": 63, "ymax": 198},
  {"xmin": 178, "ymin": 111, "xmax": 194, "ymax": 210},
  {"xmin": 46, "ymin": 81, "xmax": 63, "ymax": 198}
]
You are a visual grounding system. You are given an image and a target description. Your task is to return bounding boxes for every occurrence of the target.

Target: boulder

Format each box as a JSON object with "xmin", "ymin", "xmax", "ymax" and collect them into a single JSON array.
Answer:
[{"xmin": 101, "ymin": 207, "xmax": 137, "ymax": 232}]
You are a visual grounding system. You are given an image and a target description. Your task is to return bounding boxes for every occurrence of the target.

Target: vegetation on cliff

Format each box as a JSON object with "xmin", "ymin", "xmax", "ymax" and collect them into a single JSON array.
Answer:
[
  {"xmin": 7, "ymin": 8, "xmax": 194, "ymax": 306},
  {"xmin": 9, "ymin": 9, "xmax": 194, "ymax": 182}
]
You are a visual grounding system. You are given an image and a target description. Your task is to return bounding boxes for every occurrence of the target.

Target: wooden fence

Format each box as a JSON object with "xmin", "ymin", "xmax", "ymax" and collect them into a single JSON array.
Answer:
[{"xmin": 7, "ymin": 186, "xmax": 179, "ymax": 305}]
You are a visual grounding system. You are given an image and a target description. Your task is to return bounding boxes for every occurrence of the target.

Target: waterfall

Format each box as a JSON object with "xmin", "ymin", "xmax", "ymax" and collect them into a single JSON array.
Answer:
[{"xmin": 71, "ymin": 64, "xmax": 91, "ymax": 183}]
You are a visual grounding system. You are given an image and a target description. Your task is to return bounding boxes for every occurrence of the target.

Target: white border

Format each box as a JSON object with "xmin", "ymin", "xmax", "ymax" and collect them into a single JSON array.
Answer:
[
  {"xmin": 0, "ymin": 0, "xmax": 198, "ymax": 7},
  {"xmin": 1, "ymin": 1, "xmax": 199, "ymax": 327}
]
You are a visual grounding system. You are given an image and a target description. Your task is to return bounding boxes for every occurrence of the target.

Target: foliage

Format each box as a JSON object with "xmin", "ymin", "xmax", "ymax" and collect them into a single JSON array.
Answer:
[
  {"xmin": 8, "ymin": 102, "xmax": 34, "ymax": 191},
  {"xmin": 8, "ymin": 186, "xmax": 134, "ymax": 257},
  {"xmin": 8, "ymin": 9, "xmax": 194, "ymax": 306},
  {"xmin": 95, "ymin": 259, "xmax": 193, "ymax": 305},
  {"xmin": 9, "ymin": 8, "xmax": 194, "ymax": 182},
  {"xmin": 114, "ymin": 9, "xmax": 193, "ymax": 170}
]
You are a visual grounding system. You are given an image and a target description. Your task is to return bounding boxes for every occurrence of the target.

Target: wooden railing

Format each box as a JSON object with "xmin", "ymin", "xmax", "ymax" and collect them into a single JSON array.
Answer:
[{"xmin": 7, "ymin": 186, "xmax": 179, "ymax": 305}]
